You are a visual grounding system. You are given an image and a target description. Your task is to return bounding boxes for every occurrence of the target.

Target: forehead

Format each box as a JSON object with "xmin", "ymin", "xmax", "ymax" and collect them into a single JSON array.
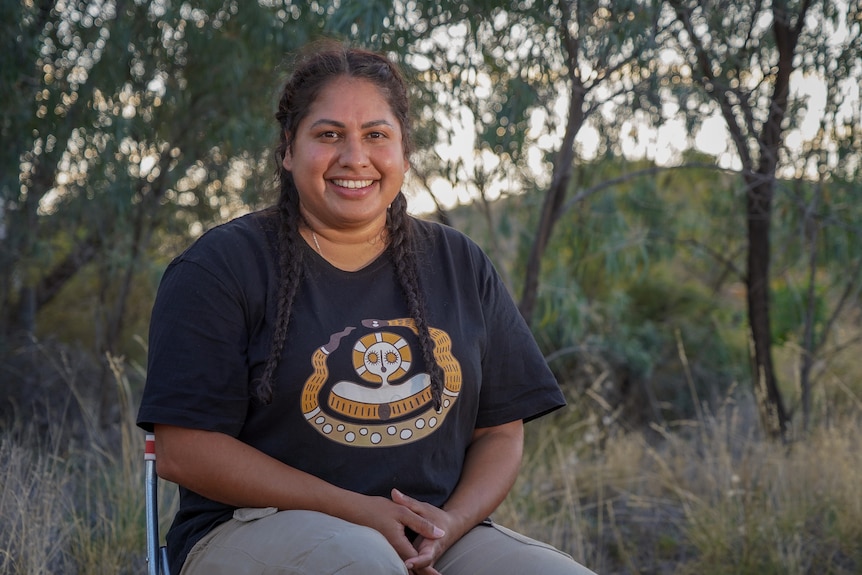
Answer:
[{"xmin": 303, "ymin": 76, "xmax": 398, "ymax": 125}]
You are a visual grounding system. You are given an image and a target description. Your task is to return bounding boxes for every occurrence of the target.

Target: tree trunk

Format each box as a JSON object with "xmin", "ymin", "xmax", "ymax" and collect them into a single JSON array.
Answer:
[
  {"xmin": 518, "ymin": 4, "xmax": 585, "ymax": 325},
  {"xmin": 743, "ymin": 0, "xmax": 808, "ymax": 439},
  {"xmin": 518, "ymin": 126, "xmax": 579, "ymax": 324},
  {"xmin": 745, "ymin": 173, "xmax": 788, "ymax": 438}
]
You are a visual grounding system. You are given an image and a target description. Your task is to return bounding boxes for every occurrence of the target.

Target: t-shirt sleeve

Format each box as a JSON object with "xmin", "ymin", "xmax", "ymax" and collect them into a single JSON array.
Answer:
[
  {"xmin": 136, "ymin": 225, "xmax": 266, "ymax": 436},
  {"xmin": 469, "ymin": 242, "xmax": 566, "ymax": 428}
]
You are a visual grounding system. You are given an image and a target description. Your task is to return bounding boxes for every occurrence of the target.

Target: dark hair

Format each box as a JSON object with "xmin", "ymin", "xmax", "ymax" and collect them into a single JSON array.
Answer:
[{"xmin": 256, "ymin": 43, "xmax": 444, "ymax": 410}]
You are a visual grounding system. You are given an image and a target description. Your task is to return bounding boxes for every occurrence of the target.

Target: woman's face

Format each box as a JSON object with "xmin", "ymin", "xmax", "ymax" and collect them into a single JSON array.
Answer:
[{"xmin": 283, "ymin": 76, "xmax": 409, "ymax": 234}]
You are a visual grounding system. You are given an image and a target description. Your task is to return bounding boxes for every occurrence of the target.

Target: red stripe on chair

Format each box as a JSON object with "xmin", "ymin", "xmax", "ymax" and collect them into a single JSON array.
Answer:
[{"xmin": 145, "ymin": 433, "xmax": 156, "ymax": 461}]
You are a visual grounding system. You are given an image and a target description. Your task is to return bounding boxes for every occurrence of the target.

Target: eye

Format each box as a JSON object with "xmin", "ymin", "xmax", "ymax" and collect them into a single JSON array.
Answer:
[{"xmin": 319, "ymin": 130, "xmax": 340, "ymax": 139}]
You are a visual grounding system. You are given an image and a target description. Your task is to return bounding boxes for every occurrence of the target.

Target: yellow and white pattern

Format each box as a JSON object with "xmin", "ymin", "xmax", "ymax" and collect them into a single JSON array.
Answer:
[{"xmin": 301, "ymin": 318, "xmax": 462, "ymax": 447}]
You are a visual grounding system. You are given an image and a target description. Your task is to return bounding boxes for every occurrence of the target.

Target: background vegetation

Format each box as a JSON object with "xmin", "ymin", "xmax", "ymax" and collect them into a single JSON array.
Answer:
[{"xmin": 2, "ymin": 1, "xmax": 860, "ymax": 573}]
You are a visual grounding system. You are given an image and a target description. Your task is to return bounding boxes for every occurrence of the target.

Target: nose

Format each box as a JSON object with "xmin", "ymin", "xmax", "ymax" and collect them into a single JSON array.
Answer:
[{"xmin": 339, "ymin": 135, "xmax": 369, "ymax": 168}]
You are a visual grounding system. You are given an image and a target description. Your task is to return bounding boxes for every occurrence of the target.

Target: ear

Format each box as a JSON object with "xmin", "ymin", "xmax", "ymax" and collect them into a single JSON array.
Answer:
[{"xmin": 402, "ymin": 155, "xmax": 410, "ymax": 174}]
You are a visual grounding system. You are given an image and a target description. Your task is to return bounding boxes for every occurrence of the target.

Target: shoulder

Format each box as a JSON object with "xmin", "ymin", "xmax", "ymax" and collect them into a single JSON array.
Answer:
[
  {"xmin": 410, "ymin": 215, "xmax": 468, "ymax": 241},
  {"xmin": 174, "ymin": 208, "xmax": 279, "ymax": 269},
  {"xmin": 191, "ymin": 207, "xmax": 278, "ymax": 251},
  {"xmin": 156, "ymin": 208, "xmax": 280, "ymax": 296},
  {"xmin": 409, "ymin": 216, "xmax": 486, "ymax": 263},
  {"xmin": 408, "ymin": 216, "xmax": 504, "ymax": 298},
  {"xmin": 151, "ymin": 209, "xmax": 282, "ymax": 323}
]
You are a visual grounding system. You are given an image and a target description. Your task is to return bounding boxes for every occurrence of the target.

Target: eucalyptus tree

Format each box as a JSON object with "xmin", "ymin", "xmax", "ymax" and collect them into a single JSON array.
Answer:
[
  {"xmin": 1, "ymin": 0, "xmax": 325, "ymax": 424},
  {"xmin": 661, "ymin": 0, "xmax": 861, "ymax": 437},
  {"xmin": 328, "ymin": 0, "xmax": 663, "ymax": 318}
]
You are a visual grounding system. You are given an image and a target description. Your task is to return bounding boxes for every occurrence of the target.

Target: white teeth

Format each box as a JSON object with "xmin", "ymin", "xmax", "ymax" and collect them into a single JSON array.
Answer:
[{"xmin": 332, "ymin": 179, "xmax": 373, "ymax": 189}]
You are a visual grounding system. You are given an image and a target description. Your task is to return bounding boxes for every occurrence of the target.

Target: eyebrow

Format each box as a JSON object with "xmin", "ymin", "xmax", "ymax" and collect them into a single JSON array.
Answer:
[{"xmin": 309, "ymin": 119, "xmax": 395, "ymax": 130}]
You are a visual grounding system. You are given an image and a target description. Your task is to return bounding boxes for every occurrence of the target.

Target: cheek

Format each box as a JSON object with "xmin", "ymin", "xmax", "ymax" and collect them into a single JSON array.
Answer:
[
  {"xmin": 381, "ymin": 149, "xmax": 408, "ymax": 173},
  {"xmin": 291, "ymin": 147, "xmax": 331, "ymax": 175}
]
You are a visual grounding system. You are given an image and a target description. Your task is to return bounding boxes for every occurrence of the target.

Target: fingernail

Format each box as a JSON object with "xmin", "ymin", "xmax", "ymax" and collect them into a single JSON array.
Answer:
[{"xmin": 433, "ymin": 526, "xmax": 445, "ymax": 537}]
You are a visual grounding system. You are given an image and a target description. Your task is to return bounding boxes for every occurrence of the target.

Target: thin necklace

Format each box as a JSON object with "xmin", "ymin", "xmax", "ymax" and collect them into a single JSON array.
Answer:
[{"xmin": 311, "ymin": 230, "xmax": 322, "ymax": 256}]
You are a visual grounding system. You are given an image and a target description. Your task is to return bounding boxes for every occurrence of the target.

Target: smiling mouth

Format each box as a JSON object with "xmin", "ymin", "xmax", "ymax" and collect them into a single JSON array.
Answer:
[{"xmin": 332, "ymin": 179, "xmax": 374, "ymax": 189}]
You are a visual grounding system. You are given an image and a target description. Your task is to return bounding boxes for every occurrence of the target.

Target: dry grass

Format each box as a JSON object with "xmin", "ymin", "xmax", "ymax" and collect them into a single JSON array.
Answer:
[
  {"xmin": 0, "ymin": 356, "xmax": 176, "ymax": 575},
  {"xmin": 0, "ymin": 433, "xmax": 75, "ymax": 573},
  {"xmin": 499, "ymin": 386, "xmax": 862, "ymax": 575},
  {"xmin": 1, "ymin": 356, "xmax": 860, "ymax": 574}
]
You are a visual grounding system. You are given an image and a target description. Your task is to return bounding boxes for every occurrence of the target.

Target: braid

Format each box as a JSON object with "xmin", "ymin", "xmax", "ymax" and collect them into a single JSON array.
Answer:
[
  {"xmin": 255, "ymin": 173, "xmax": 305, "ymax": 404},
  {"xmin": 263, "ymin": 43, "xmax": 425, "ymax": 405},
  {"xmin": 387, "ymin": 193, "xmax": 445, "ymax": 410}
]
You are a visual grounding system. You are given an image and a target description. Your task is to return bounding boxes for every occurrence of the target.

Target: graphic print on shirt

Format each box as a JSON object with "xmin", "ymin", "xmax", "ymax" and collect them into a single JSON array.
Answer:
[{"xmin": 301, "ymin": 317, "xmax": 462, "ymax": 447}]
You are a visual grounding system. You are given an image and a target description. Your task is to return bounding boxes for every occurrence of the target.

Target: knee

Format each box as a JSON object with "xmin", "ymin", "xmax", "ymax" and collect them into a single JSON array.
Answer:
[
  {"xmin": 437, "ymin": 522, "xmax": 596, "ymax": 575},
  {"xmin": 310, "ymin": 522, "xmax": 407, "ymax": 575},
  {"xmin": 514, "ymin": 546, "xmax": 596, "ymax": 575}
]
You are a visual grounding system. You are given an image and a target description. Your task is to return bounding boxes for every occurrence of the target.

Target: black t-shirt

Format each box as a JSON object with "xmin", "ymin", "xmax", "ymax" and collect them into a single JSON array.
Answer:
[{"xmin": 137, "ymin": 207, "xmax": 565, "ymax": 569}]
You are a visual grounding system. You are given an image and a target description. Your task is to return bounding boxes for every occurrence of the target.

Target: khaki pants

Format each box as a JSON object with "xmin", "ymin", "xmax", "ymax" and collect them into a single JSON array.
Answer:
[{"xmin": 180, "ymin": 507, "xmax": 596, "ymax": 575}]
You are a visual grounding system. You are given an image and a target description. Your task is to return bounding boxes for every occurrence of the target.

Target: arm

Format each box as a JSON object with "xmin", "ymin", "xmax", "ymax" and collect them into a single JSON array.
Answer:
[
  {"xmin": 154, "ymin": 424, "xmax": 444, "ymax": 561},
  {"xmin": 396, "ymin": 418, "xmax": 524, "ymax": 573}
]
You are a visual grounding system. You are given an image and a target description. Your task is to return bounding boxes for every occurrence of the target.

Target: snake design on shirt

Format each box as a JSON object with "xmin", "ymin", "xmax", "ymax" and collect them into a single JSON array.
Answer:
[{"xmin": 301, "ymin": 318, "xmax": 462, "ymax": 447}]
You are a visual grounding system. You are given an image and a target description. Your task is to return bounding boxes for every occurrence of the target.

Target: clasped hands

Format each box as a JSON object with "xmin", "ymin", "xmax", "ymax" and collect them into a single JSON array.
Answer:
[{"xmin": 353, "ymin": 487, "xmax": 462, "ymax": 575}]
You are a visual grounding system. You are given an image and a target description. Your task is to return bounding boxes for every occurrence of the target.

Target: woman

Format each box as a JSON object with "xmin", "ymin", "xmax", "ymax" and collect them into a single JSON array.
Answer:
[{"xmin": 137, "ymin": 42, "xmax": 596, "ymax": 575}]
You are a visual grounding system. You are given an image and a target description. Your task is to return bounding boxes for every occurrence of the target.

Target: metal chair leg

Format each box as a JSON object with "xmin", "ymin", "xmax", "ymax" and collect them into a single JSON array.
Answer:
[{"xmin": 145, "ymin": 433, "xmax": 171, "ymax": 575}]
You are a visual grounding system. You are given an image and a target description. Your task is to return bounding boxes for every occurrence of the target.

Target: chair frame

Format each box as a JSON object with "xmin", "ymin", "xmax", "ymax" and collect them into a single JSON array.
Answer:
[{"xmin": 145, "ymin": 433, "xmax": 171, "ymax": 575}]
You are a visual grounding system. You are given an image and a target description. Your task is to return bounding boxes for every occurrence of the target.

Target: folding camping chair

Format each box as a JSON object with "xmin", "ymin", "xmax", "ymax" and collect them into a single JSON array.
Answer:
[{"xmin": 145, "ymin": 433, "xmax": 171, "ymax": 575}]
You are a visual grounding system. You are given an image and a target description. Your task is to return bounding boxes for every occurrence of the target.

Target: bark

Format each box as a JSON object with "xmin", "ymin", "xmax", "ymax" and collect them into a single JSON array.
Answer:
[
  {"xmin": 518, "ymin": 3, "xmax": 586, "ymax": 324},
  {"xmin": 745, "ymin": 173, "xmax": 787, "ymax": 438},
  {"xmin": 742, "ymin": 0, "xmax": 810, "ymax": 439}
]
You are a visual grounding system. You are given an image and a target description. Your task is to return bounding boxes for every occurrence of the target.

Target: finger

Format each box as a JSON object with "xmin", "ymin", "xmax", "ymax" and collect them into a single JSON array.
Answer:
[
  {"xmin": 407, "ymin": 514, "xmax": 445, "ymax": 541},
  {"xmin": 405, "ymin": 535, "xmax": 445, "ymax": 572},
  {"xmin": 391, "ymin": 488, "xmax": 432, "ymax": 516},
  {"xmin": 387, "ymin": 529, "xmax": 421, "ymax": 562},
  {"xmin": 405, "ymin": 555, "xmax": 441, "ymax": 574},
  {"xmin": 392, "ymin": 489, "xmax": 445, "ymax": 540},
  {"xmin": 406, "ymin": 562, "xmax": 442, "ymax": 575},
  {"xmin": 391, "ymin": 488, "xmax": 416, "ymax": 507}
]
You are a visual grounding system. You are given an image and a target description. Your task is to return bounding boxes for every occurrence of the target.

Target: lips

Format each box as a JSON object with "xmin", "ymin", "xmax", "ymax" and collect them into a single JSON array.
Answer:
[{"xmin": 331, "ymin": 179, "xmax": 374, "ymax": 189}]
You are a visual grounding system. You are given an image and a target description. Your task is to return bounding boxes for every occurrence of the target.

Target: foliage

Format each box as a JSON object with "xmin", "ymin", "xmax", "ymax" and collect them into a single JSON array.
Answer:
[
  {"xmin": 1, "ymin": 2, "xmax": 860, "ymax": 573},
  {"xmin": 447, "ymin": 139, "xmax": 862, "ymax": 430},
  {"xmin": 2, "ymin": 1, "xmax": 312, "ymax": 336},
  {"xmin": 1, "ymin": 0, "xmax": 860, "ymax": 447},
  {"xmin": 658, "ymin": 0, "xmax": 862, "ymax": 435},
  {"xmin": 521, "ymin": 158, "xmax": 748, "ymax": 425},
  {"xmin": 0, "ymin": 1, "xmax": 335, "ymax": 425}
]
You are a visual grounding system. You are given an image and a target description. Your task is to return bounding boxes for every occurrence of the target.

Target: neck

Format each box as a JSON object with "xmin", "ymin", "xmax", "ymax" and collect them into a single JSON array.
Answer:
[{"xmin": 301, "ymin": 221, "xmax": 388, "ymax": 272}]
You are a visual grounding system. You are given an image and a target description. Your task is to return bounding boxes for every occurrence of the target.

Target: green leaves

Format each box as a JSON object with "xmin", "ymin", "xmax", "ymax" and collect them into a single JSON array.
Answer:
[
  {"xmin": 0, "ymin": 1, "xmax": 329, "ymax": 346},
  {"xmin": 324, "ymin": 0, "xmax": 395, "ymax": 47}
]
